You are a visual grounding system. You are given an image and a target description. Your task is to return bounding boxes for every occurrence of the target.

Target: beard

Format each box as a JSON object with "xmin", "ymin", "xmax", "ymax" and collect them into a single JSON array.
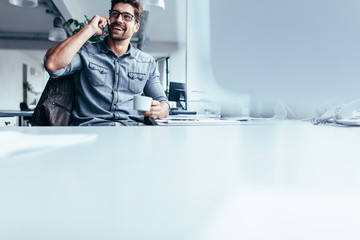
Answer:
[{"xmin": 108, "ymin": 24, "xmax": 129, "ymax": 41}]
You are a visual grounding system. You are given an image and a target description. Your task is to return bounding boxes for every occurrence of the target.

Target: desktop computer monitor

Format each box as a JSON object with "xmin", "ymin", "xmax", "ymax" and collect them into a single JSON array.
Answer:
[
  {"xmin": 168, "ymin": 82, "xmax": 187, "ymax": 109},
  {"xmin": 187, "ymin": 0, "xmax": 360, "ymax": 118}
]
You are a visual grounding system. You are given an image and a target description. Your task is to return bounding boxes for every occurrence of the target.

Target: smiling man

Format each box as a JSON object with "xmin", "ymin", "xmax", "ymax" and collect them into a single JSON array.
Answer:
[{"xmin": 44, "ymin": 0, "xmax": 169, "ymax": 126}]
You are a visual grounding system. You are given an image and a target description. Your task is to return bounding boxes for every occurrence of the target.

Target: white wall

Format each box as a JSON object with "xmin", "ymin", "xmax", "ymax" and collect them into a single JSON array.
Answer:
[
  {"xmin": 142, "ymin": 0, "xmax": 187, "ymax": 85},
  {"xmin": 168, "ymin": 44, "xmax": 186, "ymax": 84},
  {"xmin": 150, "ymin": 0, "xmax": 187, "ymax": 84},
  {"xmin": 0, "ymin": 50, "xmax": 46, "ymax": 110},
  {"xmin": 169, "ymin": 0, "xmax": 186, "ymax": 84}
]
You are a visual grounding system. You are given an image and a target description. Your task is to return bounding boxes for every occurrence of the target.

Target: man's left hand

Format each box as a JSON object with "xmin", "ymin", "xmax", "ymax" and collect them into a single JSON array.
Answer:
[{"xmin": 142, "ymin": 100, "xmax": 168, "ymax": 119}]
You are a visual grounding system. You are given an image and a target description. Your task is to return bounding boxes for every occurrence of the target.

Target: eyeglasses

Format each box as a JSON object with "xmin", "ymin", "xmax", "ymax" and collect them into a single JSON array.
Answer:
[{"xmin": 109, "ymin": 10, "xmax": 138, "ymax": 23}]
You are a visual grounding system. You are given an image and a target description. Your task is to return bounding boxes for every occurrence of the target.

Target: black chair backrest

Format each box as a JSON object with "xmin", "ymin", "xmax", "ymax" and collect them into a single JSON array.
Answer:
[{"xmin": 31, "ymin": 74, "xmax": 75, "ymax": 126}]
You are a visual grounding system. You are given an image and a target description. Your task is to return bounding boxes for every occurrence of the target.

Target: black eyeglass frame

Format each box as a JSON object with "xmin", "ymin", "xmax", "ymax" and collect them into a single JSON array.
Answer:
[{"xmin": 109, "ymin": 10, "xmax": 138, "ymax": 23}]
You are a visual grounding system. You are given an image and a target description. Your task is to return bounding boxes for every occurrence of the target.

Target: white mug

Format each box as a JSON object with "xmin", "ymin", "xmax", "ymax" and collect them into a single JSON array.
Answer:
[{"xmin": 133, "ymin": 96, "xmax": 153, "ymax": 112}]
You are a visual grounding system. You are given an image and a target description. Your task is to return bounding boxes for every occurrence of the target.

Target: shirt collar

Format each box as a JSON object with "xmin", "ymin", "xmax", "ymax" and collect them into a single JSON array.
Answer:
[
  {"xmin": 100, "ymin": 37, "xmax": 136, "ymax": 57},
  {"xmin": 100, "ymin": 37, "xmax": 111, "ymax": 54},
  {"xmin": 127, "ymin": 43, "xmax": 136, "ymax": 56}
]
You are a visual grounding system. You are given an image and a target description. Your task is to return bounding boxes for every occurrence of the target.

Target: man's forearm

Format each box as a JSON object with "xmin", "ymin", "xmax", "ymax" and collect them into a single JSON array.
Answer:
[{"xmin": 45, "ymin": 25, "xmax": 97, "ymax": 73}]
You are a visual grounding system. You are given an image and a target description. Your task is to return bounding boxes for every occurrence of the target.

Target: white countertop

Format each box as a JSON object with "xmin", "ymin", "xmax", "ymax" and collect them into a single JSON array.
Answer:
[{"xmin": 0, "ymin": 120, "xmax": 359, "ymax": 239}]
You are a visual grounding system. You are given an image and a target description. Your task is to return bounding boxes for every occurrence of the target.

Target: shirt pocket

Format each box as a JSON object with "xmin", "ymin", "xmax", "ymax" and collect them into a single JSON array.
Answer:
[
  {"xmin": 87, "ymin": 62, "xmax": 108, "ymax": 87},
  {"xmin": 128, "ymin": 72, "xmax": 147, "ymax": 94}
]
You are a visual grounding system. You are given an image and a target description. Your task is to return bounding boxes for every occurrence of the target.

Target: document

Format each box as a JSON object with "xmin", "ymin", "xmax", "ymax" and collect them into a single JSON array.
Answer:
[
  {"xmin": 156, "ymin": 118, "xmax": 245, "ymax": 126},
  {"xmin": 0, "ymin": 131, "xmax": 97, "ymax": 159}
]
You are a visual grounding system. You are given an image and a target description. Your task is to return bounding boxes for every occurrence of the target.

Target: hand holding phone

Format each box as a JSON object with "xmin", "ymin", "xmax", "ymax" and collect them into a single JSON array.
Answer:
[
  {"xmin": 100, "ymin": 25, "xmax": 108, "ymax": 35},
  {"xmin": 89, "ymin": 15, "xmax": 109, "ymax": 36}
]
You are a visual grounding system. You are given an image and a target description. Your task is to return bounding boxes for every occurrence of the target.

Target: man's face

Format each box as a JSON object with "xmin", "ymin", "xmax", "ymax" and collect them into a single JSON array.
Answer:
[{"xmin": 108, "ymin": 3, "xmax": 140, "ymax": 41}]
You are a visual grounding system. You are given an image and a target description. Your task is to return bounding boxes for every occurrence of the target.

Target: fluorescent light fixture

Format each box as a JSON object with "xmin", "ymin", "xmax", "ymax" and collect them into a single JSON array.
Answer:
[
  {"xmin": 48, "ymin": 16, "xmax": 67, "ymax": 42},
  {"xmin": 9, "ymin": 0, "xmax": 38, "ymax": 8},
  {"xmin": 141, "ymin": 0, "xmax": 165, "ymax": 11},
  {"xmin": 48, "ymin": 28, "xmax": 67, "ymax": 42}
]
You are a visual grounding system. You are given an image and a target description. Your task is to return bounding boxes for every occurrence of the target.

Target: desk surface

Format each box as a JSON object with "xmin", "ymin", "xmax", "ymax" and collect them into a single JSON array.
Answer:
[{"xmin": 1, "ymin": 121, "xmax": 360, "ymax": 240}]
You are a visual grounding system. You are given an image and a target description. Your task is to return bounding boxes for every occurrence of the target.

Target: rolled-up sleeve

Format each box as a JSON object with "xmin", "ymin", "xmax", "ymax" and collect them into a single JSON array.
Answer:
[{"xmin": 43, "ymin": 51, "xmax": 83, "ymax": 78}]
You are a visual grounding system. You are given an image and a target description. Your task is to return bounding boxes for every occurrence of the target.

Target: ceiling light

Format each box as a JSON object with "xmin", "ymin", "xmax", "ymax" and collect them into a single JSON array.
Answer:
[
  {"xmin": 141, "ymin": 0, "xmax": 165, "ymax": 11},
  {"xmin": 9, "ymin": 0, "xmax": 38, "ymax": 8},
  {"xmin": 48, "ymin": 16, "xmax": 67, "ymax": 42}
]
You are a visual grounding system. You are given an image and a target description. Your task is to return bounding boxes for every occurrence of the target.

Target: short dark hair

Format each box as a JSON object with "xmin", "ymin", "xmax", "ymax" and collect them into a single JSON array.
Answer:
[{"xmin": 111, "ymin": 0, "xmax": 143, "ymax": 23}]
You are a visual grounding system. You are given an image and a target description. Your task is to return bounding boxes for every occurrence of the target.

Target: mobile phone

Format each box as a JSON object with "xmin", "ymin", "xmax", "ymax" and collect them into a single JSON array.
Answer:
[{"xmin": 100, "ymin": 26, "xmax": 108, "ymax": 35}]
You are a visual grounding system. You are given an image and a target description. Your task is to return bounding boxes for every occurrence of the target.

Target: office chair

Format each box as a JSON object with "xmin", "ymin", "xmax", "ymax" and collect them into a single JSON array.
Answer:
[{"xmin": 31, "ymin": 74, "xmax": 75, "ymax": 126}]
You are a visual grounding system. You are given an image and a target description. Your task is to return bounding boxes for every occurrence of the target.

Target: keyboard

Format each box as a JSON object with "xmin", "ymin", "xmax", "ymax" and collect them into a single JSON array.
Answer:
[{"xmin": 169, "ymin": 110, "xmax": 197, "ymax": 115}]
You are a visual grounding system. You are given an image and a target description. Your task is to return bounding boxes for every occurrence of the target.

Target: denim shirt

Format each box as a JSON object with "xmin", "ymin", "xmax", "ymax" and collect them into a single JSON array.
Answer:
[{"xmin": 46, "ymin": 39, "xmax": 168, "ymax": 126}]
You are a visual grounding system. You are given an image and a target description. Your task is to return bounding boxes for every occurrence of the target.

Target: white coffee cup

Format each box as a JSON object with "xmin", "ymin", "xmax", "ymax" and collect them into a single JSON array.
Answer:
[{"xmin": 133, "ymin": 95, "xmax": 153, "ymax": 112}]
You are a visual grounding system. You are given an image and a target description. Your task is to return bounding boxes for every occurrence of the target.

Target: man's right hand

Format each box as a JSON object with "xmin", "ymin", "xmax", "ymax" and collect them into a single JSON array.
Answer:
[{"xmin": 89, "ymin": 15, "xmax": 110, "ymax": 36}]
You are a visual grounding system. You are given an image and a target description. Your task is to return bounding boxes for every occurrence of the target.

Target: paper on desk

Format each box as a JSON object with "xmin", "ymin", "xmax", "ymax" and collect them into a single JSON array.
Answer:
[
  {"xmin": 0, "ymin": 131, "xmax": 97, "ymax": 159},
  {"xmin": 156, "ymin": 118, "xmax": 244, "ymax": 126}
]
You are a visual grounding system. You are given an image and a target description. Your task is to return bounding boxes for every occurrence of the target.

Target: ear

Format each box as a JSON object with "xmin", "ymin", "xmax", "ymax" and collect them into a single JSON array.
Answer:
[{"xmin": 134, "ymin": 22, "xmax": 140, "ymax": 33}]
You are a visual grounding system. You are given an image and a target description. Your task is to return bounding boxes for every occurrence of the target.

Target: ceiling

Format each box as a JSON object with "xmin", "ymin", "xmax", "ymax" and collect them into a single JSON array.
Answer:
[{"xmin": 0, "ymin": 0, "xmax": 184, "ymax": 60}]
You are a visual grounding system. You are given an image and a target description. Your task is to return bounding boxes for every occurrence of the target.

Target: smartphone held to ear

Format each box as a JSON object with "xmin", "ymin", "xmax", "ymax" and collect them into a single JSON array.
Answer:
[{"xmin": 100, "ymin": 25, "xmax": 108, "ymax": 35}]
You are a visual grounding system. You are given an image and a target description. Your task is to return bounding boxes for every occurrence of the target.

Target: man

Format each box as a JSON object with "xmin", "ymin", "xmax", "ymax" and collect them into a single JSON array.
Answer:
[{"xmin": 45, "ymin": 0, "xmax": 169, "ymax": 126}]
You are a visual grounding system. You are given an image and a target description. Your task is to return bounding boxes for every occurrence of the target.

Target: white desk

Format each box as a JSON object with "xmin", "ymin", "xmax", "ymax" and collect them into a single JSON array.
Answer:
[
  {"xmin": 0, "ymin": 121, "xmax": 360, "ymax": 240},
  {"xmin": 0, "ymin": 110, "xmax": 33, "ymax": 126}
]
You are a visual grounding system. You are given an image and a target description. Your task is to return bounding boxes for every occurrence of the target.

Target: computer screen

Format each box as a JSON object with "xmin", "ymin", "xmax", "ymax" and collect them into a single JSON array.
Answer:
[
  {"xmin": 168, "ymin": 82, "xmax": 187, "ymax": 110},
  {"xmin": 168, "ymin": 82, "xmax": 186, "ymax": 102},
  {"xmin": 187, "ymin": 0, "xmax": 360, "ymax": 118}
]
